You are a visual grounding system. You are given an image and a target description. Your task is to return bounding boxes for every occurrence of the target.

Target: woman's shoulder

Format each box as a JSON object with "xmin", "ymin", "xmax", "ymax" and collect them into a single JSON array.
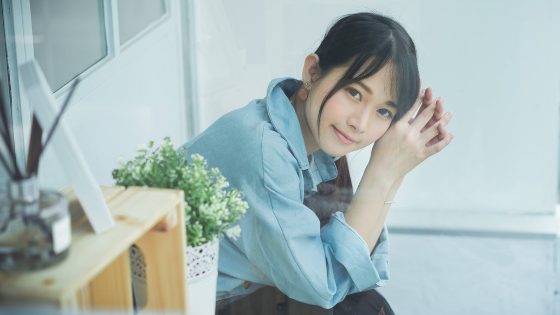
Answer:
[
  {"xmin": 212, "ymin": 99, "xmax": 270, "ymax": 134},
  {"xmin": 182, "ymin": 100, "xmax": 265, "ymax": 143},
  {"xmin": 178, "ymin": 99, "xmax": 296, "ymax": 169}
]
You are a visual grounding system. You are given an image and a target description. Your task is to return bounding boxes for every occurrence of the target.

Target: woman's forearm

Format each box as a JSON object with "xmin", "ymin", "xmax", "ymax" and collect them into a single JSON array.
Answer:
[
  {"xmin": 344, "ymin": 164, "xmax": 402, "ymax": 253},
  {"xmin": 365, "ymin": 175, "xmax": 404, "ymax": 253}
]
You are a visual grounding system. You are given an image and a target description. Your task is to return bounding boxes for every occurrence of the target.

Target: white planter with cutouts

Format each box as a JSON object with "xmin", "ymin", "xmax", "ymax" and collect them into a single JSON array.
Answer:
[{"xmin": 186, "ymin": 236, "xmax": 220, "ymax": 315}]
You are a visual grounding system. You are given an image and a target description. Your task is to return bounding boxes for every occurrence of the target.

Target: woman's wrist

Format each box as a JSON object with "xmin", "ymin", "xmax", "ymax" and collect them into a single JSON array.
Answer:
[
  {"xmin": 387, "ymin": 175, "xmax": 405, "ymax": 201},
  {"xmin": 363, "ymin": 161, "xmax": 403, "ymax": 189},
  {"xmin": 391, "ymin": 174, "xmax": 405, "ymax": 189}
]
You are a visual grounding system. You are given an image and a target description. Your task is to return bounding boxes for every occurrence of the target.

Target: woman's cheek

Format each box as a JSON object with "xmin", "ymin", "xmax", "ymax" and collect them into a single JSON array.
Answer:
[
  {"xmin": 371, "ymin": 126, "xmax": 388, "ymax": 143},
  {"xmin": 325, "ymin": 93, "xmax": 350, "ymax": 118}
]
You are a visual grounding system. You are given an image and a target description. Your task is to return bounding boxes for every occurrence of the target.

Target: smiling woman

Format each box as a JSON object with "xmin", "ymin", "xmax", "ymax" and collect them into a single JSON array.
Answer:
[{"xmin": 179, "ymin": 11, "xmax": 453, "ymax": 313}]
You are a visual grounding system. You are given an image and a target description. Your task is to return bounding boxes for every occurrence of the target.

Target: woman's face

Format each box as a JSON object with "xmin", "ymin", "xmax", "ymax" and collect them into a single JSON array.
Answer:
[{"xmin": 300, "ymin": 58, "xmax": 397, "ymax": 158}]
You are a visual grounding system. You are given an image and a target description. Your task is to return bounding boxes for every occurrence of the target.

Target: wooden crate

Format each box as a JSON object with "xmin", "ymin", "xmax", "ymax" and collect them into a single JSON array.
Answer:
[{"xmin": 0, "ymin": 185, "xmax": 189, "ymax": 314}]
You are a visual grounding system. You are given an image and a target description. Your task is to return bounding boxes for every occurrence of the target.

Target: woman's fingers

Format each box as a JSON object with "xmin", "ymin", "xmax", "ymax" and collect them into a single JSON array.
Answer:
[
  {"xmin": 404, "ymin": 90, "xmax": 427, "ymax": 124},
  {"xmin": 425, "ymin": 132, "xmax": 454, "ymax": 156},
  {"xmin": 427, "ymin": 123, "xmax": 447, "ymax": 146},
  {"xmin": 425, "ymin": 123, "xmax": 448, "ymax": 147},
  {"xmin": 421, "ymin": 87, "xmax": 433, "ymax": 114},
  {"xmin": 410, "ymin": 98, "xmax": 438, "ymax": 134},
  {"xmin": 420, "ymin": 111, "xmax": 452, "ymax": 145},
  {"xmin": 418, "ymin": 88, "xmax": 433, "ymax": 118},
  {"xmin": 408, "ymin": 87, "xmax": 433, "ymax": 125},
  {"xmin": 420, "ymin": 97, "xmax": 444, "ymax": 132}
]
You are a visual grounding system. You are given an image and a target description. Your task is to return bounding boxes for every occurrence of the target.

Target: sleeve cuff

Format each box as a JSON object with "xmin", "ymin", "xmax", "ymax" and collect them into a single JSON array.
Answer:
[
  {"xmin": 369, "ymin": 223, "xmax": 390, "ymax": 287},
  {"xmin": 320, "ymin": 212, "xmax": 390, "ymax": 292}
]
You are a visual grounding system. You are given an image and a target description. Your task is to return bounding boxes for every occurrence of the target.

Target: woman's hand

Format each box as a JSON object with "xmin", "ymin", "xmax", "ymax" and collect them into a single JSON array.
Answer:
[
  {"xmin": 368, "ymin": 89, "xmax": 454, "ymax": 178},
  {"xmin": 409, "ymin": 87, "xmax": 450, "ymax": 147}
]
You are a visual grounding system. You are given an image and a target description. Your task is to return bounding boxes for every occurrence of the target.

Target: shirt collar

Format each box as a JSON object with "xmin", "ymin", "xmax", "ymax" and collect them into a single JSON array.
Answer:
[{"xmin": 264, "ymin": 77, "xmax": 341, "ymax": 174}]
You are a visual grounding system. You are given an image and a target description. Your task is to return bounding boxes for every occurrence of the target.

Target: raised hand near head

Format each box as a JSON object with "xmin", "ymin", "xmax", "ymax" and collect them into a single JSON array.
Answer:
[{"xmin": 368, "ymin": 88, "xmax": 454, "ymax": 178}]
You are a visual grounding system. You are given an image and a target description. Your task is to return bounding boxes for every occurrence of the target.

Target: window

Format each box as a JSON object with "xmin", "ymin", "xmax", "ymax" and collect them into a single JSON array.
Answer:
[
  {"xmin": 118, "ymin": 0, "xmax": 166, "ymax": 45},
  {"xmin": 30, "ymin": 0, "xmax": 107, "ymax": 91}
]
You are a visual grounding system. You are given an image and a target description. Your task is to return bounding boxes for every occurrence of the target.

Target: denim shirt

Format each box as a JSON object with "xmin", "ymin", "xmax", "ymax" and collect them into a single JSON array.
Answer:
[{"xmin": 177, "ymin": 77, "xmax": 390, "ymax": 309}]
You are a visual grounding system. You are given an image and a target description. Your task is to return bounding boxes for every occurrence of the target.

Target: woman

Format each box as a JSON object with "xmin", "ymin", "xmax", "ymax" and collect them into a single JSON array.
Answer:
[{"xmin": 179, "ymin": 11, "xmax": 453, "ymax": 312}]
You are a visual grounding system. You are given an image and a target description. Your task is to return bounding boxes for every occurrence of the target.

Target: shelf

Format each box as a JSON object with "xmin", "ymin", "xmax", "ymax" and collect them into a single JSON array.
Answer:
[{"xmin": 0, "ymin": 185, "xmax": 189, "ymax": 314}]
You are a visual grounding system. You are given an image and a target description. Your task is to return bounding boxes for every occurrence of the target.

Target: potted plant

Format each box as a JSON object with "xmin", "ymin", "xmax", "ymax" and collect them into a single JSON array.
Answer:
[{"xmin": 112, "ymin": 137, "xmax": 248, "ymax": 315}]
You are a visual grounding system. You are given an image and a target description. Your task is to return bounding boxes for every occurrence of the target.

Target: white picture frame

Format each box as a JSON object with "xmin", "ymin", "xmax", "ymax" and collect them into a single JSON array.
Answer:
[{"xmin": 19, "ymin": 60, "xmax": 114, "ymax": 234}]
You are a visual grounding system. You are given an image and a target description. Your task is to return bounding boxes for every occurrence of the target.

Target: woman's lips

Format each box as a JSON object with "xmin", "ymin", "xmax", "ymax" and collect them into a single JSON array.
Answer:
[{"xmin": 333, "ymin": 126, "xmax": 354, "ymax": 144}]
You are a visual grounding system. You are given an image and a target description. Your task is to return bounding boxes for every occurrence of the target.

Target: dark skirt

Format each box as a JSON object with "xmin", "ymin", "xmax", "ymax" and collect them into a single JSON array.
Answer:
[
  {"xmin": 216, "ymin": 286, "xmax": 395, "ymax": 315},
  {"xmin": 333, "ymin": 288, "xmax": 395, "ymax": 315}
]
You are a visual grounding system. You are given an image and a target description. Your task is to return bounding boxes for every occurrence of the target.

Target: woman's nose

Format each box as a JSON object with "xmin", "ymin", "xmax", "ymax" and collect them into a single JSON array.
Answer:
[{"xmin": 349, "ymin": 107, "xmax": 371, "ymax": 133}]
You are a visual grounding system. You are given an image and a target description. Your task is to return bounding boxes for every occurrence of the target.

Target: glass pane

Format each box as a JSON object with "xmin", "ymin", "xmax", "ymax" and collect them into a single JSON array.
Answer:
[
  {"xmin": 30, "ymin": 0, "xmax": 107, "ymax": 91},
  {"xmin": 118, "ymin": 0, "xmax": 166, "ymax": 45}
]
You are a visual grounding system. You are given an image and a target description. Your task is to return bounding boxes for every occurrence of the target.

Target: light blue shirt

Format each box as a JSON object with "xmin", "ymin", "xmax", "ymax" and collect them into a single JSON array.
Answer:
[{"xmin": 178, "ymin": 77, "xmax": 390, "ymax": 309}]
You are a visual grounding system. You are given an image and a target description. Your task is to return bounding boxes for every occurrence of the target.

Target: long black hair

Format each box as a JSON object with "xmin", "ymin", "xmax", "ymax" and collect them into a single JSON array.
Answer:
[{"xmin": 301, "ymin": 12, "xmax": 420, "ymax": 226}]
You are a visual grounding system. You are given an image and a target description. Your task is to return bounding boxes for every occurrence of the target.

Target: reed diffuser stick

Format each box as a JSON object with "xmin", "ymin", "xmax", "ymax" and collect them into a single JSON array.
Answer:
[
  {"xmin": 28, "ymin": 77, "xmax": 80, "ymax": 176},
  {"xmin": 26, "ymin": 115, "xmax": 42, "ymax": 176}
]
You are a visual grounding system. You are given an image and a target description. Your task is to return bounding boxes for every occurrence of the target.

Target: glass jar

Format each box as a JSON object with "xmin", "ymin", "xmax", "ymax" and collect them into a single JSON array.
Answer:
[{"xmin": 0, "ymin": 175, "xmax": 71, "ymax": 272}]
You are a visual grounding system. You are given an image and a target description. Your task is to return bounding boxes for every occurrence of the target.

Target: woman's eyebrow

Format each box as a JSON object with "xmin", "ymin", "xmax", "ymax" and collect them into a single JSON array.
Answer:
[
  {"xmin": 385, "ymin": 101, "xmax": 397, "ymax": 110},
  {"xmin": 356, "ymin": 81, "xmax": 373, "ymax": 95},
  {"xmin": 356, "ymin": 81, "xmax": 397, "ymax": 111}
]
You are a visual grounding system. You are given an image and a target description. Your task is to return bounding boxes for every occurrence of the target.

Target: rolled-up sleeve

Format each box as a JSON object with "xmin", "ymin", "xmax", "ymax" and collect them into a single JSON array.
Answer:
[
  {"xmin": 322, "ymin": 213, "xmax": 390, "ymax": 292},
  {"xmin": 225, "ymin": 127, "xmax": 390, "ymax": 309},
  {"xmin": 369, "ymin": 223, "xmax": 390, "ymax": 287}
]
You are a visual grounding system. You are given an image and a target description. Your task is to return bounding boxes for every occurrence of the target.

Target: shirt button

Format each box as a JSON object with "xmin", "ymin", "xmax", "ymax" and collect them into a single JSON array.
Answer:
[{"xmin": 244, "ymin": 281, "xmax": 252, "ymax": 289}]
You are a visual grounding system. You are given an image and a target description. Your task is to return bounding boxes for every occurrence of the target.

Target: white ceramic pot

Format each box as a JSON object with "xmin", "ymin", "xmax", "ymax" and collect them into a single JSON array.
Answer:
[{"xmin": 186, "ymin": 236, "xmax": 220, "ymax": 315}]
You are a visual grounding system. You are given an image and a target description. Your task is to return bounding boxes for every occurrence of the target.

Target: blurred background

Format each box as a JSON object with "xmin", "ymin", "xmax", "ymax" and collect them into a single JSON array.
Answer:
[{"xmin": 1, "ymin": 0, "xmax": 558, "ymax": 314}]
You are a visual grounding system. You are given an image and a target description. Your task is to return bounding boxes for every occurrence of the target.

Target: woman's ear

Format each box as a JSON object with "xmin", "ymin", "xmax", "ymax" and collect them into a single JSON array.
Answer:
[{"xmin": 302, "ymin": 54, "xmax": 321, "ymax": 83}]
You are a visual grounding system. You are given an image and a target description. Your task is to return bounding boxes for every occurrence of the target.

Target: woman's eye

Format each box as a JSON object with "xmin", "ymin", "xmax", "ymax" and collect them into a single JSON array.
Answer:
[
  {"xmin": 348, "ymin": 88, "xmax": 361, "ymax": 100},
  {"xmin": 378, "ymin": 109, "xmax": 393, "ymax": 119}
]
